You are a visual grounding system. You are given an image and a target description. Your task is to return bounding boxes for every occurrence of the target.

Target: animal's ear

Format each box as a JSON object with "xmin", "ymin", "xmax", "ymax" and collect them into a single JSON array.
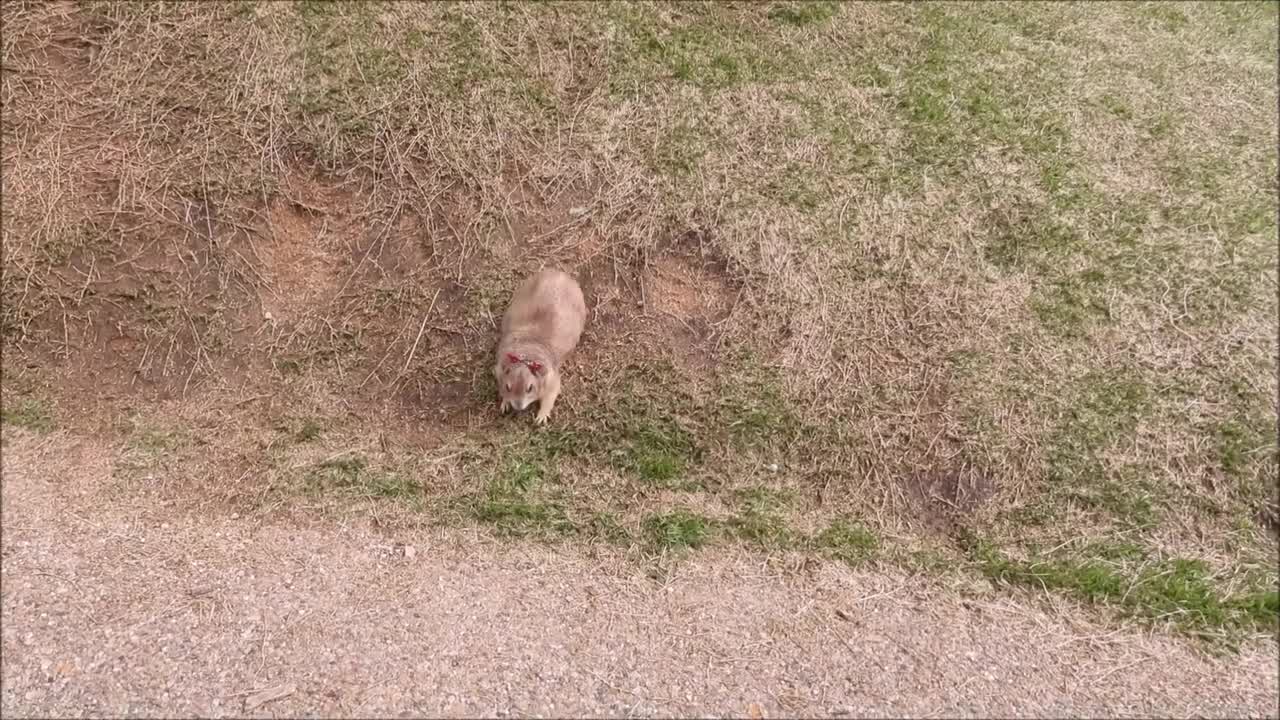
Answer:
[
  {"xmin": 505, "ymin": 352, "xmax": 521, "ymax": 365},
  {"xmin": 528, "ymin": 361, "xmax": 543, "ymax": 375}
]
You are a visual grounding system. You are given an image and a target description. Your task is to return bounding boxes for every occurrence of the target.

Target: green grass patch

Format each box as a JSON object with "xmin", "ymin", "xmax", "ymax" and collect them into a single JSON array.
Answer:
[
  {"xmin": 648, "ymin": 120, "xmax": 719, "ymax": 179},
  {"xmin": 727, "ymin": 510, "xmax": 792, "ymax": 548},
  {"xmin": 585, "ymin": 511, "xmax": 632, "ymax": 545},
  {"xmin": 715, "ymin": 353, "xmax": 804, "ymax": 447},
  {"xmin": 971, "ymin": 540, "xmax": 1279, "ymax": 635},
  {"xmin": 290, "ymin": 2, "xmax": 404, "ymax": 119},
  {"xmin": 981, "ymin": 206, "xmax": 1082, "ymax": 271},
  {"xmin": 1036, "ymin": 370, "xmax": 1159, "ymax": 528},
  {"xmin": 127, "ymin": 425, "xmax": 192, "ymax": 454},
  {"xmin": 295, "ymin": 419, "xmax": 323, "ymax": 442},
  {"xmin": 645, "ymin": 509, "xmax": 713, "ymax": 550},
  {"xmin": 108, "ymin": 418, "xmax": 203, "ymax": 485},
  {"xmin": 725, "ymin": 486, "xmax": 795, "ymax": 547},
  {"xmin": 1029, "ymin": 274, "xmax": 1111, "ymax": 338},
  {"xmin": 1, "ymin": 397, "xmax": 54, "ymax": 433},
  {"xmin": 606, "ymin": 4, "xmax": 793, "ymax": 93},
  {"xmin": 472, "ymin": 496, "xmax": 575, "ymax": 536},
  {"xmin": 1215, "ymin": 418, "xmax": 1268, "ymax": 480},
  {"xmin": 766, "ymin": 2, "xmax": 839, "ymax": 27},
  {"xmin": 273, "ymin": 358, "xmax": 304, "ymax": 376},
  {"xmin": 894, "ymin": 4, "xmax": 1094, "ymax": 206},
  {"xmin": 762, "ymin": 162, "xmax": 826, "ymax": 210},
  {"xmin": 304, "ymin": 455, "xmax": 422, "ymax": 503},
  {"xmin": 603, "ymin": 402, "xmax": 700, "ymax": 487},
  {"xmin": 815, "ymin": 520, "xmax": 879, "ymax": 566},
  {"xmin": 901, "ymin": 547, "xmax": 954, "ymax": 575},
  {"xmin": 467, "ymin": 451, "xmax": 576, "ymax": 537},
  {"xmin": 1141, "ymin": 3, "xmax": 1190, "ymax": 33},
  {"xmin": 493, "ymin": 366, "xmax": 705, "ymax": 488}
]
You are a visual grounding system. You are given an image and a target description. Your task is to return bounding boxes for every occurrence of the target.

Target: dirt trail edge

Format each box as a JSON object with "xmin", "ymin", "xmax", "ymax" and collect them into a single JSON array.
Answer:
[{"xmin": 2, "ymin": 432, "xmax": 1276, "ymax": 719}]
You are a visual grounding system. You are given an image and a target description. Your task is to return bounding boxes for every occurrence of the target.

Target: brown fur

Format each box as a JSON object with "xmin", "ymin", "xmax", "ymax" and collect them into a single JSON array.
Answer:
[{"xmin": 494, "ymin": 268, "xmax": 587, "ymax": 424}]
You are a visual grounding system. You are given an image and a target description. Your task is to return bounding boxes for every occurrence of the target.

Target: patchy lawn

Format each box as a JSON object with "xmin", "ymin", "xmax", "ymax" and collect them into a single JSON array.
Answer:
[{"xmin": 2, "ymin": 1, "xmax": 1276, "ymax": 643}]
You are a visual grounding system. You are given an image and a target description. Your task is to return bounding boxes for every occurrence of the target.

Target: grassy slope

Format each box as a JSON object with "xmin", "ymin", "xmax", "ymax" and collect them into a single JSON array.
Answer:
[{"xmin": 2, "ymin": 1, "xmax": 1276, "ymax": 642}]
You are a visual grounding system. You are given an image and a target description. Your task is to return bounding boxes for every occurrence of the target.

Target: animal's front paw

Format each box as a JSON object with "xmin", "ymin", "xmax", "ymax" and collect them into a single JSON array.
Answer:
[{"xmin": 534, "ymin": 412, "xmax": 550, "ymax": 425}]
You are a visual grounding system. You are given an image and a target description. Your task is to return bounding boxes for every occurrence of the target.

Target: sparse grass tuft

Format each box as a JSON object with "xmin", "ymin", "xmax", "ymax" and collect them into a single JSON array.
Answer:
[
  {"xmin": 271, "ymin": 418, "xmax": 324, "ymax": 446},
  {"xmin": 727, "ymin": 487, "xmax": 794, "ymax": 548},
  {"xmin": 296, "ymin": 419, "xmax": 323, "ymax": 443}
]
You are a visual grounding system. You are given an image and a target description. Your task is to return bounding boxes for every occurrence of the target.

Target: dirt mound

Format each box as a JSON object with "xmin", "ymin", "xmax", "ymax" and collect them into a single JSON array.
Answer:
[{"xmin": 4, "ymin": 155, "xmax": 741, "ymax": 426}]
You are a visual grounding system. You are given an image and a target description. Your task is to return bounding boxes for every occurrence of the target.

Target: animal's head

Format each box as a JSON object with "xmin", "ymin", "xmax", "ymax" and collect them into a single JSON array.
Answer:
[{"xmin": 496, "ymin": 352, "xmax": 544, "ymax": 412}]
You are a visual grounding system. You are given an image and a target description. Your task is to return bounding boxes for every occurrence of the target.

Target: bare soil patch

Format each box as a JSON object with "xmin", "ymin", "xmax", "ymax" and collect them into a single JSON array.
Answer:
[{"xmin": 6, "ymin": 146, "xmax": 742, "ymax": 437}]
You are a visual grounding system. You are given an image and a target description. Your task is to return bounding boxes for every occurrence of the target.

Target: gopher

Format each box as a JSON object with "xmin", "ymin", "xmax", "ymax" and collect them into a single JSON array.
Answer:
[{"xmin": 494, "ymin": 268, "xmax": 587, "ymax": 424}]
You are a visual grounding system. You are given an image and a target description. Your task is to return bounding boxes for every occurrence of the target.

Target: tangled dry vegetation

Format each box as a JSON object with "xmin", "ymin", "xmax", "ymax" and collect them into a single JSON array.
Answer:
[{"xmin": 2, "ymin": 1, "xmax": 1276, "ymax": 641}]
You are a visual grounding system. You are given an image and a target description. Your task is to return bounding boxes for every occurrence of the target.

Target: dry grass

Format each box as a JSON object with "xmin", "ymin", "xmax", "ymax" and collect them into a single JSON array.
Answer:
[{"xmin": 2, "ymin": 1, "xmax": 1276, "ymax": 639}]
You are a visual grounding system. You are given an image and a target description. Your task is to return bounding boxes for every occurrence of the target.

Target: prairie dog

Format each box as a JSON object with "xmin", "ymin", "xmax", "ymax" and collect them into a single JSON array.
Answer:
[{"xmin": 494, "ymin": 268, "xmax": 587, "ymax": 424}]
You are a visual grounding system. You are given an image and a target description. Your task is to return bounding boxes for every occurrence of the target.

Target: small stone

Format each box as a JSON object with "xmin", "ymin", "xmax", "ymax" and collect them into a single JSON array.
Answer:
[
  {"xmin": 766, "ymin": 463, "xmax": 779, "ymax": 473},
  {"xmin": 403, "ymin": 545, "xmax": 417, "ymax": 560}
]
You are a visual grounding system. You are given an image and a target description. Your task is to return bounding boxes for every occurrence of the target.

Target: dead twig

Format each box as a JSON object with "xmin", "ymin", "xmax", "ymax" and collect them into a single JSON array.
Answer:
[
  {"xmin": 243, "ymin": 683, "xmax": 296, "ymax": 711},
  {"xmin": 402, "ymin": 288, "xmax": 441, "ymax": 375}
]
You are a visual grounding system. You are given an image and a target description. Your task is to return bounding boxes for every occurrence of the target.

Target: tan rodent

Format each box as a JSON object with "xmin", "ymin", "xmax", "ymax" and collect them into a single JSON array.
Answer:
[{"xmin": 494, "ymin": 268, "xmax": 587, "ymax": 424}]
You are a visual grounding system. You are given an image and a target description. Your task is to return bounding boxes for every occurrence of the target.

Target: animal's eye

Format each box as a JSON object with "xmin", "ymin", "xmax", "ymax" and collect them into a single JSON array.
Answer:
[{"xmin": 526, "ymin": 384, "xmax": 534, "ymax": 393}]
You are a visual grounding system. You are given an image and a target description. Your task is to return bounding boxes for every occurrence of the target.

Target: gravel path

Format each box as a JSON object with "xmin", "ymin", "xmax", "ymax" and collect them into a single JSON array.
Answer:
[{"xmin": 3, "ymin": 433, "xmax": 1276, "ymax": 718}]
